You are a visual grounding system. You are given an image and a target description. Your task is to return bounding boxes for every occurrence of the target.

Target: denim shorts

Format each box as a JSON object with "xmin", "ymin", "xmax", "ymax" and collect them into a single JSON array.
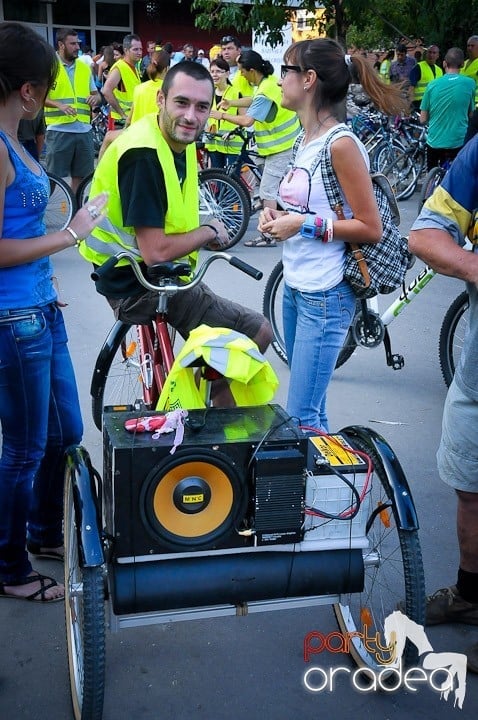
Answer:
[{"xmin": 437, "ymin": 379, "xmax": 478, "ymax": 492}]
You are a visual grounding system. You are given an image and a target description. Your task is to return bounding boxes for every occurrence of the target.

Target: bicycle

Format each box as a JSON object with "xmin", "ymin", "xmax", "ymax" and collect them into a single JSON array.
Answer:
[
  {"xmin": 89, "ymin": 249, "xmax": 263, "ymax": 430},
  {"xmin": 418, "ymin": 156, "xmax": 454, "ymax": 212},
  {"xmin": 76, "ymin": 167, "xmax": 250, "ymax": 250},
  {"xmin": 263, "ymin": 257, "xmax": 468, "ymax": 387},
  {"xmin": 44, "ymin": 172, "xmax": 76, "ymax": 234}
]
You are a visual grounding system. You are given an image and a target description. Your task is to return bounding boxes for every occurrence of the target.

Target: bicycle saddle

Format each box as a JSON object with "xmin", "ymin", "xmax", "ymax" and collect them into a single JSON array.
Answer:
[{"xmin": 147, "ymin": 262, "xmax": 191, "ymax": 281}]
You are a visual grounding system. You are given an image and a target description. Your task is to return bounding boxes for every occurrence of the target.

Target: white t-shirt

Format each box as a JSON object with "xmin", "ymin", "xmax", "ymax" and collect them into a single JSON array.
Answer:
[{"xmin": 280, "ymin": 124, "xmax": 369, "ymax": 292}]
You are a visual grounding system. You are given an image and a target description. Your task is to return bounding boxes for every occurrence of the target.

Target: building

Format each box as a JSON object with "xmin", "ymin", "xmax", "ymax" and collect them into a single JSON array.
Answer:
[{"xmin": 0, "ymin": 0, "xmax": 250, "ymax": 56}]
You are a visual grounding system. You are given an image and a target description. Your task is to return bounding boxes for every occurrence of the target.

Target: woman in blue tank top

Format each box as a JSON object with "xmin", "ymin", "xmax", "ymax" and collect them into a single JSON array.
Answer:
[{"xmin": 0, "ymin": 22, "xmax": 108, "ymax": 603}]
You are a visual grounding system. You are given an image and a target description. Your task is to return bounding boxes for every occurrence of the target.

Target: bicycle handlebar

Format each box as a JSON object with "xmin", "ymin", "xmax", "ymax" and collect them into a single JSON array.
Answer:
[{"xmin": 91, "ymin": 250, "xmax": 263, "ymax": 293}]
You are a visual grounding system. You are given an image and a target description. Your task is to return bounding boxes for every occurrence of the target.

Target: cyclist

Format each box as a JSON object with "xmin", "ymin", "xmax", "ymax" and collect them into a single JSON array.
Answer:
[
  {"xmin": 79, "ymin": 61, "xmax": 272, "ymax": 405},
  {"xmin": 205, "ymin": 57, "xmax": 244, "ymax": 168},
  {"xmin": 211, "ymin": 49, "xmax": 301, "ymax": 248},
  {"xmin": 409, "ymin": 135, "xmax": 478, "ymax": 675}
]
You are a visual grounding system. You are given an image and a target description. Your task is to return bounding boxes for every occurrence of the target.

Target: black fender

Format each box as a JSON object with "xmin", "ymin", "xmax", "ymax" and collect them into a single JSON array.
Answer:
[
  {"xmin": 90, "ymin": 320, "xmax": 130, "ymax": 401},
  {"xmin": 64, "ymin": 445, "xmax": 104, "ymax": 567},
  {"xmin": 340, "ymin": 425, "xmax": 419, "ymax": 531}
]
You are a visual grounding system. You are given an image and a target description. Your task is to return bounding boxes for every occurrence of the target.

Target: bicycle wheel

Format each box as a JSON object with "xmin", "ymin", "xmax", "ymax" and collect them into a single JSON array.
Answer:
[
  {"xmin": 417, "ymin": 166, "xmax": 445, "ymax": 212},
  {"xmin": 91, "ymin": 322, "xmax": 146, "ymax": 431},
  {"xmin": 333, "ymin": 429, "xmax": 425, "ymax": 672},
  {"xmin": 45, "ymin": 173, "xmax": 76, "ymax": 233},
  {"xmin": 76, "ymin": 173, "xmax": 93, "ymax": 208},
  {"xmin": 439, "ymin": 290, "xmax": 469, "ymax": 387},
  {"xmin": 199, "ymin": 168, "xmax": 251, "ymax": 249},
  {"xmin": 64, "ymin": 466, "xmax": 105, "ymax": 720},
  {"xmin": 374, "ymin": 144, "xmax": 417, "ymax": 201},
  {"xmin": 262, "ymin": 261, "xmax": 360, "ymax": 368}
]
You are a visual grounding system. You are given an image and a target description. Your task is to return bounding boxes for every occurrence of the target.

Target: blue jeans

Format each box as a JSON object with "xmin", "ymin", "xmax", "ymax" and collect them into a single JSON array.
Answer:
[
  {"xmin": 0, "ymin": 303, "xmax": 82, "ymax": 582},
  {"xmin": 283, "ymin": 280, "xmax": 355, "ymax": 431}
]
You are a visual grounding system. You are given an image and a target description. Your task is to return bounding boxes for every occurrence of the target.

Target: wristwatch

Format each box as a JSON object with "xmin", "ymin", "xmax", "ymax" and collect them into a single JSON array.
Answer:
[{"xmin": 300, "ymin": 214, "xmax": 318, "ymax": 239}]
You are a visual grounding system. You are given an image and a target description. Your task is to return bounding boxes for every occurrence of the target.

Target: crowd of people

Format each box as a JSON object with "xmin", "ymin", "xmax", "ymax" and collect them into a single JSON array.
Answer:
[{"xmin": 0, "ymin": 19, "xmax": 477, "ymax": 680}]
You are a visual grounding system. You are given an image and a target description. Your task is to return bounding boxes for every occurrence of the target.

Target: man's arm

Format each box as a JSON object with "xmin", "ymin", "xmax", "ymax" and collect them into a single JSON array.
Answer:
[
  {"xmin": 102, "ymin": 67, "xmax": 126, "ymax": 119},
  {"xmin": 409, "ymin": 228, "xmax": 478, "ymax": 283}
]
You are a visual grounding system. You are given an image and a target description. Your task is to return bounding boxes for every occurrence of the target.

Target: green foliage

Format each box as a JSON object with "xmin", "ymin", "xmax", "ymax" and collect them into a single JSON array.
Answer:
[{"xmin": 192, "ymin": 0, "xmax": 478, "ymax": 52}]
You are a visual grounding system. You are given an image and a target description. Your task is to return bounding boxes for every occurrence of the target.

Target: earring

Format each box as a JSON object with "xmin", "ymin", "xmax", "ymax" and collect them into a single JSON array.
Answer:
[
  {"xmin": 22, "ymin": 97, "xmax": 38, "ymax": 114},
  {"xmin": 304, "ymin": 86, "xmax": 308, "ymax": 91}
]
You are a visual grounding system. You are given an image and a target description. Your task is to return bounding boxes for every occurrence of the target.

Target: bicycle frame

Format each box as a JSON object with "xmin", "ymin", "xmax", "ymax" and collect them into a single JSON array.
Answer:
[
  {"xmin": 134, "ymin": 316, "xmax": 174, "ymax": 409},
  {"xmin": 374, "ymin": 262, "xmax": 436, "ymax": 326}
]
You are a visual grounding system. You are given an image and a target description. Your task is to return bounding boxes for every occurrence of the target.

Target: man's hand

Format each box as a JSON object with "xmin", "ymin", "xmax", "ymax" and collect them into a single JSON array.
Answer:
[{"xmin": 202, "ymin": 218, "xmax": 230, "ymax": 250}]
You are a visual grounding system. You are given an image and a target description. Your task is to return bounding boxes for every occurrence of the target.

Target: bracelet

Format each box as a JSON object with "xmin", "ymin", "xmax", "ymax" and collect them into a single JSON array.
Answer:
[
  {"xmin": 65, "ymin": 226, "xmax": 81, "ymax": 247},
  {"xmin": 321, "ymin": 217, "xmax": 334, "ymax": 243},
  {"xmin": 201, "ymin": 223, "xmax": 219, "ymax": 243}
]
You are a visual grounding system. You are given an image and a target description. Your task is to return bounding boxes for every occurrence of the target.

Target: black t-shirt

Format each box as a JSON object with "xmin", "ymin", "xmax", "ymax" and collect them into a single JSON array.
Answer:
[{"xmin": 94, "ymin": 146, "xmax": 189, "ymax": 298}]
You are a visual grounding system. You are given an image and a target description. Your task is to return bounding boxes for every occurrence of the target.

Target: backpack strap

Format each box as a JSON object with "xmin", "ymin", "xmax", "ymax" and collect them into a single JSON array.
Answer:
[{"xmin": 320, "ymin": 126, "xmax": 371, "ymax": 289}]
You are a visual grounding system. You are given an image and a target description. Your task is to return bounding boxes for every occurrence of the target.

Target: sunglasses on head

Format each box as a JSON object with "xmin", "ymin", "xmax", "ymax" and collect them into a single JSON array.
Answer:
[{"xmin": 221, "ymin": 36, "xmax": 237, "ymax": 45}]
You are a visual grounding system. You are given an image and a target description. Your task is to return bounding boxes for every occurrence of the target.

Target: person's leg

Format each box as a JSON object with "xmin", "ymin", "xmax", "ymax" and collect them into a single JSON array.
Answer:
[
  {"xmin": 71, "ymin": 130, "xmax": 95, "ymax": 195},
  {"xmin": 27, "ymin": 305, "xmax": 83, "ymax": 551},
  {"xmin": 45, "ymin": 130, "xmax": 73, "ymax": 182},
  {"xmin": 0, "ymin": 307, "xmax": 64, "ymax": 600},
  {"xmin": 283, "ymin": 281, "xmax": 355, "ymax": 430},
  {"xmin": 425, "ymin": 380, "xmax": 478, "ymax": 626}
]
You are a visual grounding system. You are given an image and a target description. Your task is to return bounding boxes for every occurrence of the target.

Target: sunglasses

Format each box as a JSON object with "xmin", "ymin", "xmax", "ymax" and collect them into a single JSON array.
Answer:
[
  {"xmin": 280, "ymin": 64, "xmax": 303, "ymax": 79},
  {"xmin": 221, "ymin": 36, "xmax": 238, "ymax": 45}
]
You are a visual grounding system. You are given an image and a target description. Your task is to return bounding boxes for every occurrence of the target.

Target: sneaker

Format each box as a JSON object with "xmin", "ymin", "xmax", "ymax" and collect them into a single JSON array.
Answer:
[
  {"xmin": 425, "ymin": 585, "xmax": 478, "ymax": 626},
  {"xmin": 465, "ymin": 642, "xmax": 478, "ymax": 674},
  {"xmin": 244, "ymin": 235, "xmax": 276, "ymax": 247}
]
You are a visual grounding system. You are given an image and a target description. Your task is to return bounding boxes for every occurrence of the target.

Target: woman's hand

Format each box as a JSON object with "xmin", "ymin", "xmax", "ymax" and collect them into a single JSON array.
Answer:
[
  {"xmin": 258, "ymin": 209, "xmax": 302, "ymax": 242},
  {"xmin": 66, "ymin": 192, "xmax": 109, "ymax": 244}
]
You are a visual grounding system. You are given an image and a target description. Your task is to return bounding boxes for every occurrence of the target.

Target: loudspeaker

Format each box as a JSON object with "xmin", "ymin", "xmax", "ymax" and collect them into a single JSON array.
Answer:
[{"xmin": 102, "ymin": 404, "xmax": 307, "ymax": 558}]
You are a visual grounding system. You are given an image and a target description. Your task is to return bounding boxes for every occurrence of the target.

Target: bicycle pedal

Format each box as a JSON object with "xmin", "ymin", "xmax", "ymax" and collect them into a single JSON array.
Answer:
[{"xmin": 390, "ymin": 354, "xmax": 405, "ymax": 370}]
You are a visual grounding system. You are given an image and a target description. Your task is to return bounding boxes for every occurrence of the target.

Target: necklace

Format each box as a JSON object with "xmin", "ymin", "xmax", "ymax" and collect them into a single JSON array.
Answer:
[
  {"xmin": 304, "ymin": 114, "xmax": 336, "ymax": 143},
  {"xmin": 1, "ymin": 128, "xmax": 28, "ymax": 155}
]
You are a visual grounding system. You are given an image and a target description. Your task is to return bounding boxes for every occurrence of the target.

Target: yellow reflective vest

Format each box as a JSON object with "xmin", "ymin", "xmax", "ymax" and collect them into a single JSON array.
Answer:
[
  {"xmin": 461, "ymin": 57, "xmax": 478, "ymax": 105},
  {"xmin": 130, "ymin": 78, "xmax": 163, "ymax": 124},
  {"xmin": 157, "ymin": 324, "xmax": 279, "ymax": 410},
  {"xmin": 79, "ymin": 113, "xmax": 199, "ymax": 273},
  {"xmin": 109, "ymin": 58, "xmax": 141, "ymax": 120},
  {"xmin": 45, "ymin": 58, "xmax": 92, "ymax": 126},
  {"xmin": 252, "ymin": 75, "xmax": 300, "ymax": 157},
  {"xmin": 205, "ymin": 83, "xmax": 243, "ymax": 155},
  {"xmin": 413, "ymin": 61, "xmax": 443, "ymax": 103}
]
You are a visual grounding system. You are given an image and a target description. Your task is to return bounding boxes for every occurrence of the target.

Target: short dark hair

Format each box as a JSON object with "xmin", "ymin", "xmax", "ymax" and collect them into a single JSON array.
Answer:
[
  {"xmin": 161, "ymin": 61, "xmax": 214, "ymax": 98},
  {"xmin": 56, "ymin": 28, "xmax": 78, "ymax": 47},
  {"xmin": 396, "ymin": 44, "xmax": 408, "ymax": 53},
  {"xmin": 210, "ymin": 57, "xmax": 230, "ymax": 73}
]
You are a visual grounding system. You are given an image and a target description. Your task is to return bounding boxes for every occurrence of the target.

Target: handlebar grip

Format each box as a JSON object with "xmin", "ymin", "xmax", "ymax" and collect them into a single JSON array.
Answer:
[
  {"xmin": 229, "ymin": 256, "xmax": 263, "ymax": 281},
  {"xmin": 91, "ymin": 256, "xmax": 119, "ymax": 281}
]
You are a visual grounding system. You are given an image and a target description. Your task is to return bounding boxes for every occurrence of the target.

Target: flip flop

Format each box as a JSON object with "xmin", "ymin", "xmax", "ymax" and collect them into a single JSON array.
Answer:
[
  {"xmin": 0, "ymin": 573, "xmax": 64, "ymax": 603},
  {"xmin": 244, "ymin": 236, "xmax": 277, "ymax": 247},
  {"xmin": 27, "ymin": 541, "xmax": 64, "ymax": 562}
]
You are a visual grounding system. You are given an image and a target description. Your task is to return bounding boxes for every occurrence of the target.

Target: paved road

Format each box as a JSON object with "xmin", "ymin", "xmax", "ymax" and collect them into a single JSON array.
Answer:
[{"xmin": 1, "ymin": 193, "xmax": 477, "ymax": 720}]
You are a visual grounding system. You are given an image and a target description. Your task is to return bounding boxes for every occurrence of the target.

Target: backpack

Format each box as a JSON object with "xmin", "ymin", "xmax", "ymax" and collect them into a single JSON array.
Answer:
[
  {"xmin": 291, "ymin": 126, "xmax": 412, "ymax": 299},
  {"xmin": 320, "ymin": 126, "xmax": 412, "ymax": 298}
]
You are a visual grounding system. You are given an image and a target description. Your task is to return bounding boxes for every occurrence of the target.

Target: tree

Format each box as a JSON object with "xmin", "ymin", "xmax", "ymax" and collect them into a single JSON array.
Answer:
[{"xmin": 192, "ymin": 0, "xmax": 478, "ymax": 52}]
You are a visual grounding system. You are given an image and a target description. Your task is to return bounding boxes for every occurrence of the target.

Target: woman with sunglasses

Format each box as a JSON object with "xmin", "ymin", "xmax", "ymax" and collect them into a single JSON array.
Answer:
[
  {"xmin": 258, "ymin": 38, "xmax": 408, "ymax": 430},
  {"xmin": 210, "ymin": 48, "xmax": 301, "ymax": 247}
]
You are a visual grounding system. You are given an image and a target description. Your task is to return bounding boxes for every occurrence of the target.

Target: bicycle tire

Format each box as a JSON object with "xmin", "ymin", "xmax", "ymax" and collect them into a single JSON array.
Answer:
[
  {"xmin": 91, "ymin": 321, "xmax": 149, "ymax": 431},
  {"xmin": 76, "ymin": 172, "xmax": 94, "ymax": 208},
  {"xmin": 417, "ymin": 166, "xmax": 445, "ymax": 213},
  {"xmin": 333, "ymin": 430, "xmax": 425, "ymax": 672},
  {"xmin": 262, "ymin": 260, "xmax": 360, "ymax": 368},
  {"xmin": 439, "ymin": 290, "xmax": 469, "ymax": 388},
  {"xmin": 199, "ymin": 168, "xmax": 251, "ymax": 249},
  {"xmin": 373, "ymin": 143, "xmax": 417, "ymax": 201},
  {"xmin": 45, "ymin": 173, "xmax": 76, "ymax": 233},
  {"xmin": 64, "ymin": 468, "xmax": 105, "ymax": 720}
]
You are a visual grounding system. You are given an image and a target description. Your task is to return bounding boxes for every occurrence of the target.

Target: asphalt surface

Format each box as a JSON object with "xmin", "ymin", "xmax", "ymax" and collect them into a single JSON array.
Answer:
[{"xmin": 1, "ymin": 191, "xmax": 477, "ymax": 719}]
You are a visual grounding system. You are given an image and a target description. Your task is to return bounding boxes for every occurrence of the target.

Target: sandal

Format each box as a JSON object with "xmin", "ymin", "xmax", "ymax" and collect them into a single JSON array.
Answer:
[
  {"xmin": 27, "ymin": 541, "xmax": 64, "ymax": 562},
  {"xmin": 0, "ymin": 573, "xmax": 64, "ymax": 603},
  {"xmin": 244, "ymin": 236, "xmax": 277, "ymax": 248}
]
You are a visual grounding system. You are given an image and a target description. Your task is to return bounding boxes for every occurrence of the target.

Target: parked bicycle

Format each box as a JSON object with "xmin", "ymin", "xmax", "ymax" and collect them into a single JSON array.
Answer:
[{"xmin": 263, "ymin": 257, "xmax": 468, "ymax": 387}]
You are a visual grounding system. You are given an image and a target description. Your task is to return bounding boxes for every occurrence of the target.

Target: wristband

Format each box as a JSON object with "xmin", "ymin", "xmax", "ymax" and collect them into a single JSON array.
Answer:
[
  {"xmin": 320, "ymin": 217, "xmax": 334, "ymax": 243},
  {"xmin": 65, "ymin": 226, "xmax": 81, "ymax": 247},
  {"xmin": 201, "ymin": 223, "xmax": 219, "ymax": 244}
]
